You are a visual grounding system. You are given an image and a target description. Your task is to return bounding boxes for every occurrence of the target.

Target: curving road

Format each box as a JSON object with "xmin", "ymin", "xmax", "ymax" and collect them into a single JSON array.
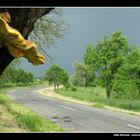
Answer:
[{"xmin": 6, "ymin": 86, "xmax": 140, "ymax": 133}]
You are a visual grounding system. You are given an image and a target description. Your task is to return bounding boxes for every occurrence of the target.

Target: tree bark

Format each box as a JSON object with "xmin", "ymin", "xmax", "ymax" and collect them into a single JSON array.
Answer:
[
  {"xmin": 106, "ymin": 88, "xmax": 111, "ymax": 99},
  {"xmin": 57, "ymin": 84, "xmax": 59, "ymax": 90},
  {"xmin": 54, "ymin": 83, "xmax": 57, "ymax": 91},
  {"xmin": 0, "ymin": 8, "xmax": 53, "ymax": 75}
]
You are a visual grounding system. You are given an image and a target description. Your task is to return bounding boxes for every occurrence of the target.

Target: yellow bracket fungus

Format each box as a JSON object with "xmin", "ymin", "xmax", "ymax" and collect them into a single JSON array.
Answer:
[{"xmin": 0, "ymin": 12, "xmax": 45, "ymax": 66}]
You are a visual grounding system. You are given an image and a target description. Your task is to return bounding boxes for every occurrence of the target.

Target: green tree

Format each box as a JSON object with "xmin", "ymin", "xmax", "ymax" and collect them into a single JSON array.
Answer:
[
  {"xmin": 12, "ymin": 69, "xmax": 34, "ymax": 84},
  {"xmin": 0, "ymin": 59, "xmax": 35, "ymax": 86},
  {"xmin": 112, "ymin": 46, "xmax": 140, "ymax": 99},
  {"xmin": 71, "ymin": 62, "xmax": 95, "ymax": 87},
  {"xmin": 84, "ymin": 43, "xmax": 97, "ymax": 67},
  {"xmin": 83, "ymin": 31, "xmax": 129, "ymax": 98},
  {"xmin": 0, "ymin": 59, "xmax": 21, "ymax": 85},
  {"xmin": 45, "ymin": 64, "xmax": 69, "ymax": 91}
]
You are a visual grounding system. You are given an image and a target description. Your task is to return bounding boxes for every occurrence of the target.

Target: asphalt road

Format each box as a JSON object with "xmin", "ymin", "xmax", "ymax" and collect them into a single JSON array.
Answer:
[{"xmin": 6, "ymin": 86, "xmax": 140, "ymax": 133}]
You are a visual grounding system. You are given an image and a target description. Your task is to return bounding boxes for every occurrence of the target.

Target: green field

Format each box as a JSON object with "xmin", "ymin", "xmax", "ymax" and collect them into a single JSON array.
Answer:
[
  {"xmin": 0, "ymin": 88, "xmax": 64, "ymax": 132},
  {"xmin": 57, "ymin": 87, "xmax": 140, "ymax": 112}
]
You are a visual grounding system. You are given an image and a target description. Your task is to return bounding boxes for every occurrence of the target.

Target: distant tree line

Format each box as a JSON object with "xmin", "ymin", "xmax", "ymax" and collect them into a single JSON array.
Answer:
[{"xmin": 0, "ymin": 60, "xmax": 35, "ymax": 86}]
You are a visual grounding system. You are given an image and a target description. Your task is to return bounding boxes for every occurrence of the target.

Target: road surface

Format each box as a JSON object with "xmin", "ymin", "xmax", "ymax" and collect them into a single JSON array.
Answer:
[{"xmin": 6, "ymin": 86, "xmax": 140, "ymax": 133}]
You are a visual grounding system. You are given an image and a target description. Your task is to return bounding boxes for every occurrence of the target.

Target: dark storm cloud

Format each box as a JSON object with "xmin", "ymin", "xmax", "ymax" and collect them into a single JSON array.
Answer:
[{"xmin": 20, "ymin": 7, "xmax": 140, "ymax": 77}]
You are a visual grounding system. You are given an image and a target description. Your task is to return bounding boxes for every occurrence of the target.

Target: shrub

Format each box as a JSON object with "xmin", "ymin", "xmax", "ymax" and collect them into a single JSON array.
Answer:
[{"xmin": 70, "ymin": 86, "xmax": 77, "ymax": 91}]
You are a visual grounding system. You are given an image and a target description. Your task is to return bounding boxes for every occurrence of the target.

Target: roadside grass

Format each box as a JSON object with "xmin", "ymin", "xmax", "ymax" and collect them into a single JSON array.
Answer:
[
  {"xmin": 0, "ymin": 88, "xmax": 64, "ymax": 132},
  {"xmin": 0, "ymin": 80, "xmax": 49, "ymax": 88},
  {"xmin": 0, "ymin": 103, "xmax": 26, "ymax": 132},
  {"xmin": 56, "ymin": 87, "xmax": 140, "ymax": 113},
  {"xmin": 57, "ymin": 87, "xmax": 106, "ymax": 103}
]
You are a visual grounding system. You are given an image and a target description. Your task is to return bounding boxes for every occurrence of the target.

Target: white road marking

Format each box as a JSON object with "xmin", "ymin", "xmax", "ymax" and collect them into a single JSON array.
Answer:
[
  {"xmin": 59, "ymin": 105, "xmax": 76, "ymax": 111},
  {"xmin": 127, "ymin": 124, "xmax": 140, "ymax": 130}
]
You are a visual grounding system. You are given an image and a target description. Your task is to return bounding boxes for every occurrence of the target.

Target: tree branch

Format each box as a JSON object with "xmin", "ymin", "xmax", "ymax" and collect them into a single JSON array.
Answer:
[{"xmin": 0, "ymin": 8, "xmax": 54, "ymax": 75}]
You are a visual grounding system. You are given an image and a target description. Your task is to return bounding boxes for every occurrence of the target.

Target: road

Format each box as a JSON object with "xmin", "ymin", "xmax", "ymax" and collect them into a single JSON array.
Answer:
[{"xmin": 6, "ymin": 86, "xmax": 140, "ymax": 133}]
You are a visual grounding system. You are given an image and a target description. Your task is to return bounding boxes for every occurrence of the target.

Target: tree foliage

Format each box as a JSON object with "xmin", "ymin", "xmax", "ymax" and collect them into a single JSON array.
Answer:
[
  {"xmin": 0, "ymin": 59, "xmax": 20, "ymax": 84},
  {"xmin": 29, "ymin": 8, "xmax": 70, "ymax": 57},
  {"xmin": 0, "ymin": 59, "xmax": 34, "ymax": 86},
  {"xmin": 112, "ymin": 47, "xmax": 140, "ymax": 99},
  {"xmin": 45, "ymin": 64, "xmax": 69, "ymax": 90},
  {"xmin": 83, "ymin": 31, "xmax": 129, "ymax": 98},
  {"xmin": 12, "ymin": 69, "xmax": 34, "ymax": 84},
  {"xmin": 71, "ymin": 62, "xmax": 95, "ymax": 87}
]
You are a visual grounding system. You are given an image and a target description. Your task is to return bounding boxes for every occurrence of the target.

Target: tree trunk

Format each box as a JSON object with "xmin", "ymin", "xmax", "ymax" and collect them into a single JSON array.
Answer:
[
  {"xmin": 0, "ymin": 8, "xmax": 53, "ymax": 75},
  {"xmin": 54, "ymin": 83, "xmax": 57, "ymax": 91},
  {"xmin": 138, "ymin": 88, "xmax": 140, "ymax": 96},
  {"xmin": 106, "ymin": 88, "xmax": 111, "ymax": 99}
]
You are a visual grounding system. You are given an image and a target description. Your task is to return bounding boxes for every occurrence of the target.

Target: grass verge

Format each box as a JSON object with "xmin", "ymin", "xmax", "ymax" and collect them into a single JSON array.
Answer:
[
  {"xmin": 38, "ymin": 86, "xmax": 140, "ymax": 116},
  {"xmin": 0, "ymin": 80, "xmax": 49, "ymax": 88},
  {"xmin": 0, "ymin": 88, "xmax": 64, "ymax": 132}
]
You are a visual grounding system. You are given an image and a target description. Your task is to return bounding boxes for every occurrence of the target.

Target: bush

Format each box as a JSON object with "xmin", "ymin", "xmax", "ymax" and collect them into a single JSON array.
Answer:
[
  {"xmin": 112, "ymin": 83, "xmax": 139, "ymax": 100},
  {"xmin": 86, "ymin": 81, "xmax": 96, "ymax": 87},
  {"xmin": 70, "ymin": 74, "xmax": 86, "ymax": 87},
  {"xmin": 112, "ymin": 61, "xmax": 140, "ymax": 100},
  {"xmin": 70, "ymin": 86, "xmax": 77, "ymax": 91},
  {"xmin": 64, "ymin": 82, "xmax": 71, "ymax": 90}
]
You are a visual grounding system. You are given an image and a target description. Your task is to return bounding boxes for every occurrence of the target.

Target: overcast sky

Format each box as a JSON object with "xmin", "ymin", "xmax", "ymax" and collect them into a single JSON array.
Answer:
[{"xmin": 20, "ymin": 7, "xmax": 140, "ymax": 77}]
